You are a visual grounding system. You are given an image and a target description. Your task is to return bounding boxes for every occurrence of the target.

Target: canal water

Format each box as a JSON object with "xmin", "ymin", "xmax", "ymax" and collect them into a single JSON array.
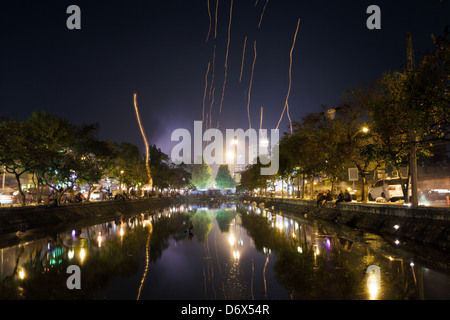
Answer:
[{"xmin": 0, "ymin": 202, "xmax": 448, "ymax": 300}]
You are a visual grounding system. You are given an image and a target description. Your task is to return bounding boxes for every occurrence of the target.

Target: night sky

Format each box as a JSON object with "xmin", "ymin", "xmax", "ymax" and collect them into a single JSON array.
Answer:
[{"xmin": 1, "ymin": 0, "xmax": 449, "ymax": 158}]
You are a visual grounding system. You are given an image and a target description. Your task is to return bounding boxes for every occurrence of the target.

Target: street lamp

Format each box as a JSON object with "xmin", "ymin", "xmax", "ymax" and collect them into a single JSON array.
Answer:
[{"xmin": 362, "ymin": 126, "xmax": 369, "ymax": 133}]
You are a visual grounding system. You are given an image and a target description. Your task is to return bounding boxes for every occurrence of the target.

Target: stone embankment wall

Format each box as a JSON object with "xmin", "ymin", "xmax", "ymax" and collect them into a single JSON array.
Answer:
[
  {"xmin": 245, "ymin": 197, "xmax": 450, "ymax": 250},
  {"xmin": 0, "ymin": 198, "xmax": 180, "ymax": 235}
]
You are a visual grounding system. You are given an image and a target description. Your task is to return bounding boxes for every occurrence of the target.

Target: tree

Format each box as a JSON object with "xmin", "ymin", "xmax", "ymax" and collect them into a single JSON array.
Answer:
[
  {"xmin": 26, "ymin": 112, "xmax": 104, "ymax": 204},
  {"xmin": 334, "ymin": 88, "xmax": 381, "ymax": 202},
  {"xmin": 368, "ymin": 29, "xmax": 449, "ymax": 204},
  {"xmin": 0, "ymin": 119, "xmax": 40, "ymax": 205},
  {"xmin": 108, "ymin": 142, "xmax": 147, "ymax": 194},
  {"xmin": 166, "ymin": 163, "xmax": 191, "ymax": 190},
  {"xmin": 149, "ymin": 144, "xmax": 170, "ymax": 191},
  {"xmin": 237, "ymin": 158, "xmax": 268, "ymax": 194},
  {"xmin": 190, "ymin": 158, "xmax": 213, "ymax": 190},
  {"xmin": 76, "ymin": 139, "xmax": 116, "ymax": 201},
  {"xmin": 215, "ymin": 164, "xmax": 236, "ymax": 189},
  {"xmin": 401, "ymin": 29, "xmax": 450, "ymax": 205}
]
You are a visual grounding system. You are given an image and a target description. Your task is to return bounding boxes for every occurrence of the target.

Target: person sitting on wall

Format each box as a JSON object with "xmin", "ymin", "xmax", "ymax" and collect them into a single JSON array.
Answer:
[
  {"xmin": 316, "ymin": 193, "xmax": 327, "ymax": 207},
  {"xmin": 333, "ymin": 191, "xmax": 345, "ymax": 208},
  {"xmin": 344, "ymin": 189, "xmax": 352, "ymax": 202}
]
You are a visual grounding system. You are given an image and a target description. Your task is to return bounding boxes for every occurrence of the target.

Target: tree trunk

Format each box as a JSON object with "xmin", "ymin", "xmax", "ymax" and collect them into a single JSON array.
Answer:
[
  {"xmin": 410, "ymin": 137, "xmax": 419, "ymax": 206},
  {"xmin": 87, "ymin": 184, "xmax": 93, "ymax": 202},
  {"xmin": 301, "ymin": 174, "xmax": 305, "ymax": 199},
  {"xmin": 331, "ymin": 177, "xmax": 337, "ymax": 197},
  {"xmin": 14, "ymin": 172, "xmax": 26, "ymax": 206},
  {"xmin": 361, "ymin": 174, "xmax": 368, "ymax": 203}
]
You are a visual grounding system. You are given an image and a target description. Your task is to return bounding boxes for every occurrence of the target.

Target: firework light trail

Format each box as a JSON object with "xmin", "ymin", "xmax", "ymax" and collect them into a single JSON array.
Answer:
[
  {"xmin": 137, "ymin": 224, "xmax": 152, "ymax": 300},
  {"xmin": 209, "ymin": 45, "xmax": 216, "ymax": 100},
  {"xmin": 276, "ymin": 18, "xmax": 300, "ymax": 134},
  {"xmin": 246, "ymin": 40, "xmax": 257, "ymax": 130},
  {"xmin": 258, "ymin": 0, "xmax": 269, "ymax": 29},
  {"xmin": 260, "ymin": 106, "xmax": 263, "ymax": 131},
  {"xmin": 219, "ymin": 0, "xmax": 233, "ymax": 115},
  {"xmin": 209, "ymin": 86, "xmax": 215, "ymax": 129},
  {"xmin": 202, "ymin": 62, "xmax": 211, "ymax": 132},
  {"xmin": 133, "ymin": 93, "xmax": 152, "ymax": 185},
  {"xmin": 239, "ymin": 36, "xmax": 247, "ymax": 83},
  {"xmin": 214, "ymin": 0, "xmax": 219, "ymax": 39},
  {"xmin": 206, "ymin": 0, "xmax": 212, "ymax": 42}
]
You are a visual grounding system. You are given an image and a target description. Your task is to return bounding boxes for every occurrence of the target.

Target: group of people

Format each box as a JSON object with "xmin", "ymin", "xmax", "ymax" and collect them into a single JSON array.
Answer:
[{"xmin": 316, "ymin": 189, "xmax": 352, "ymax": 207}]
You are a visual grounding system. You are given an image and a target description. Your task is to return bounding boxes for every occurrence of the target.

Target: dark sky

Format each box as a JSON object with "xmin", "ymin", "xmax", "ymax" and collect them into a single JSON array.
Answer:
[{"xmin": 1, "ymin": 0, "xmax": 449, "ymax": 158}]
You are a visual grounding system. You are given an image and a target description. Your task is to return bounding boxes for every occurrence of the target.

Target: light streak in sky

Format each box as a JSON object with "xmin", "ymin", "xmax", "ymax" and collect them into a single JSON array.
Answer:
[
  {"xmin": 258, "ymin": 0, "xmax": 269, "ymax": 29},
  {"xmin": 277, "ymin": 18, "xmax": 300, "ymax": 134},
  {"xmin": 219, "ymin": 0, "xmax": 233, "ymax": 115},
  {"xmin": 202, "ymin": 62, "xmax": 211, "ymax": 132},
  {"xmin": 209, "ymin": 86, "xmax": 215, "ymax": 129},
  {"xmin": 260, "ymin": 106, "xmax": 263, "ymax": 131},
  {"xmin": 206, "ymin": 0, "xmax": 212, "ymax": 42},
  {"xmin": 239, "ymin": 36, "xmax": 247, "ymax": 83},
  {"xmin": 214, "ymin": 0, "xmax": 219, "ymax": 39},
  {"xmin": 246, "ymin": 40, "xmax": 257, "ymax": 130},
  {"xmin": 209, "ymin": 45, "xmax": 216, "ymax": 100},
  {"xmin": 133, "ymin": 93, "xmax": 152, "ymax": 185},
  {"xmin": 255, "ymin": 0, "xmax": 259, "ymax": 7}
]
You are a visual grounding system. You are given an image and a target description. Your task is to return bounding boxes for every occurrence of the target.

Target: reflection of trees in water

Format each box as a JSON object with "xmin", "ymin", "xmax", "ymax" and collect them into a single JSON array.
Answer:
[
  {"xmin": 0, "ymin": 213, "xmax": 185, "ymax": 299},
  {"xmin": 148, "ymin": 212, "xmax": 191, "ymax": 263},
  {"xmin": 240, "ymin": 211, "xmax": 361, "ymax": 299},
  {"xmin": 215, "ymin": 209, "xmax": 237, "ymax": 233},
  {"xmin": 190, "ymin": 210, "xmax": 214, "ymax": 243},
  {"xmin": 239, "ymin": 206, "xmax": 422, "ymax": 300}
]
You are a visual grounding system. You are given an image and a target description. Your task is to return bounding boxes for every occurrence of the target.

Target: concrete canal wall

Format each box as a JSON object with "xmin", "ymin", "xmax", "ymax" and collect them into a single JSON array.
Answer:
[
  {"xmin": 244, "ymin": 197, "xmax": 450, "ymax": 250},
  {"xmin": 0, "ymin": 198, "xmax": 181, "ymax": 235}
]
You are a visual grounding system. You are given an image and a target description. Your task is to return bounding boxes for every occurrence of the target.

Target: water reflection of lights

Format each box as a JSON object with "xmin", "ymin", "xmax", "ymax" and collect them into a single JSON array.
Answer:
[
  {"xmin": 80, "ymin": 248, "xmax": 86, "ymax": 262},
  {"xmin": 68, "ymin": 249, "xmax": 75, "ymax": 260},
  {"xmin": 228, "ymin": 234, "xmax": 235, "ymax": 246},
  {"xmin": 143, "ymin": 219, "xmax": 152, "ymax": 228},
  {"xmin": 314, "ymin": 245, "xmax": 320, "ymax": 256},
  {"xmin": 19, "ymin": 269, "xmax": 25, "ymax": 280},
  {"xmin": 366, "ymin": 265, "xmax": 381, "ymax": 300},
  {"xmin": 98, "ymin": 232, "xmax": 102, "ymax": 248}
]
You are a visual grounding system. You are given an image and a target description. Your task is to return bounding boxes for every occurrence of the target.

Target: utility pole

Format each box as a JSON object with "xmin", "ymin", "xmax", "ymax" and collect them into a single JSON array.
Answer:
[{"xmin": 406, "ymin": 32, "xmax": 419, "ymax": 206}]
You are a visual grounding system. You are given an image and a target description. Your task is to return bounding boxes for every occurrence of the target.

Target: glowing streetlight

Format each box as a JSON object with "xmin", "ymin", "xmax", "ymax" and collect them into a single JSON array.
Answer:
[{"xmin": 362, "ymin": 126, "xmax": 369, "ymax": 133}]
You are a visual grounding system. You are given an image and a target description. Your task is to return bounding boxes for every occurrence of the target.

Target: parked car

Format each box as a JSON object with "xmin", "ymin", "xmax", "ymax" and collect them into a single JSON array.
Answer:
[
  {"xmin": 0, "ymin": 192, "xmax": 15, "ymax": 205},
  {"xmin": 368, "ymin": 178, "xmax": 411, "ymax": 202},
  {"xmin": 90, "ymin": 191, "xmax": 105, "ymax": 201}
]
